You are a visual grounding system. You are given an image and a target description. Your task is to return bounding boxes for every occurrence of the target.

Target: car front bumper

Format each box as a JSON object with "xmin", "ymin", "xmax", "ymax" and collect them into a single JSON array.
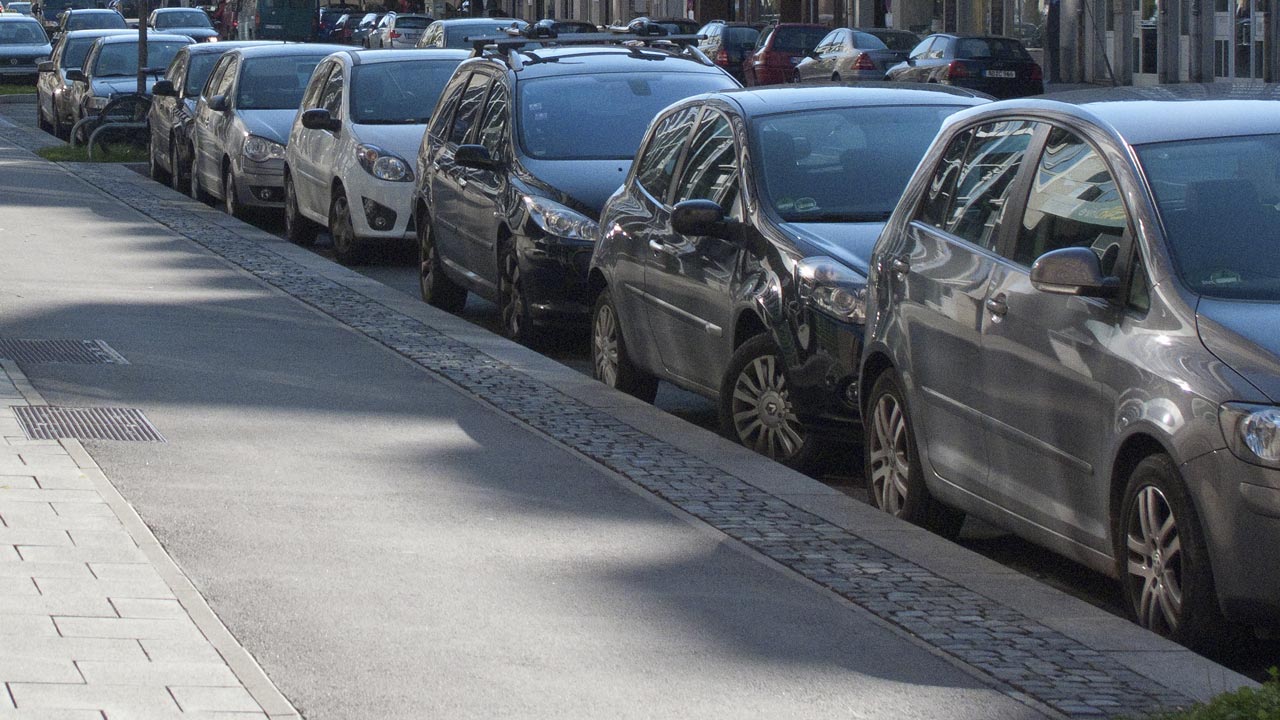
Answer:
[
  {"xmin": 342, "ymin": 174, "xmax": 415, "ymax": 240},
  {"xmin": 234, "ymin": 158, "xmax": 285, "ymax": 209},
  {"xmin": 788, "ymin": 309, "xmax": 863, "ymax": 433},
  {"xmin": 515, "ymin": 233, "xmax": 594, "ymax": 326}
]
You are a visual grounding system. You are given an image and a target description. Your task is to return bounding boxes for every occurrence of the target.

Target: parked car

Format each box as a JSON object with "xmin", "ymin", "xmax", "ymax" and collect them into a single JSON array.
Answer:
[
  {"xmin": 863, "ymin": 27, "xmax": 920, "ymax": 52},
  {"xmin": 63, "ymin": 33, "xmax": 193, "ymax": 136},
  {"xmin": 539, "ymin": 18, "xmax": 595, "ymax": 34},
  {"xmin": 284, "ymin": 48, "xmax": 467, "ymax": 264},
  {"xmin": 39, "ymin": 0, "xmax": 96, "ymax": 33},
  {"xmin": 413, "ymin": 34, "xmax": 739, "ymax": 343},
  {"xmin": 589, "ymin": 85, "xmax": 986, "ymax": 466},
  {"xmin": 415, "ymin": 17, "xmax": 526, "ymax": 49},
  {"xmin": 620, "ymin": 16, "xmax": 695, "ymax": 35},
  {"xmin": 188, "ymin": 43, "xmax": 347, "ymax": 217},
  {"xmin": 148, "ymin": 40, "xmax": 276, "ymax": 193},
  {"xmin": 742, "ymin": 22, "xmax": 825, "ymax": 86},
  {"xmin": 54, "ymin": 8, "xmax": 125, "ymax": 40},
  {"xmin": 645, "ymin": 17, "xmax": 699, "ymax": 35},
  {"xmin": 5, "ymin": 2, "xmax": 35, "ymax": 16},
  {"xmin": 885, "ymin": 34, "xmax": 1043, "ymax": 98},
  {"xmin": 696, "ymin": 20, "xmax": 763, "ymax": 82},
  {"xmin": 795, "ymin": 27, "xmax": 907, "ymax": 83},
  {"xmin": 331, "ymin": 13, "xmax": 357, "ymax": 44},
  {"xmin": 369, "ymin": 12, "xmax": 431, "ymax": 48},
  {"xmin": 317, "ymin": 4, "xmax": 357, "ymax": 40},
  {"xmin": 0, "ymin": 14, "xmax": 49, "ymax": 82},
  {"xmin": 349, "ymin": 12, "xmax": 383, "ymax": 47},
  {"xmin": 35, "ymin": 28, "xmax": 128, "ymax": 138},
  {"xmin": 860, "ymin": 85, "xmax": 1280, "ymax": 650},
  {"xmin": 149, "ymin": 7, "xmax": 220, "ymax": 42}
]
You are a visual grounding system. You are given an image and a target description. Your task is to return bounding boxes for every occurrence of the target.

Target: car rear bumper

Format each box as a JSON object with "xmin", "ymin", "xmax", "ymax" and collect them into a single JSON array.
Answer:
[{"xmin": 947, "ymin": 77, "xmax": 1043, "ymax": 98}]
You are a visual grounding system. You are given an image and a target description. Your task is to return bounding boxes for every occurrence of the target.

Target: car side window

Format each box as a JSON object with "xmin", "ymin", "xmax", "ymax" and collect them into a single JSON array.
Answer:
[
  {"xmin": 474, "ymin": 85, "xmax": 508, "ymax": 159},
  {"xmin": 427, "ymin": 71, "xmax": 468, "ymax": 139},
  {"xmin": 673, "ymin": 110, "xmax": 739, "ymax": 212},
  {"xmin": 939, "ymin": 120, "xmax": 1039, "ymax": 250},
  {"xmin": 1128, "ymin": 251, "xmax": 1150, "ymax": 313},
  {"xmin": 203, "ymin": 56, "xmax": 231, "ymax": 100},
  {"xmin": 1008, "ymin": 127, "xmax": 1128, "ymax": 270},
  {"xmin": 916, "ymin": 127, "xmax": 973, "ymax": 228},
  {"xmin": 928, "ymin": 38, "xmax": 948, "ymax": 59},
  {"xmin": 300, "ymin": 61, "xmax": 330, "ymax": 109},
  {"xmin": 319, "ymin": 65, "xmax": 343, "ymax": 116},
  {"xmin": 908, "ymin": 37, "xmax": 933, "ymax": 59},
  {"xmin": 448, "ymin": 72, "xmax": 490, "ymax": 145},
  {"xmin": 164, "ymin": 52, "xmax": 185, "ymax": 85},
  {"xmin": 633, "ymin": 105, "xmax": 699, "ymax": 203}
]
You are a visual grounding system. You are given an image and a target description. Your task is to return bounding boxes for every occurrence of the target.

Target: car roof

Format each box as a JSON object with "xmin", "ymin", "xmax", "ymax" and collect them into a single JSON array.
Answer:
[
  {"xmin": 711, "ymin": 83, "xmax": 993, "ymax": 117},
  {"xmin": 476, "ymin": 44, "xmax": 728, "ymax": 80},
  {"xmin": 434, "ymin": 16, "xmax": 522, "ymax": 25},
  {"xmin": 231, "ymin": 43, "xmax": 347, "ymax": 59},
  {"xmin": 0, "ymin": 12, "xmax": 38, "ymax": 19},
  {"xmin": 66, "ymin": 8, "xmax": 120, "ymax": 14},
  {"xmin": 61, "ymin": 28, "xmax": 133, "ymax": 38},
  {"xmin": 390, "ymin": 13, "xmax": 430, "ymax": 18},
  {"xmin": 184, "ymin": 39, "xmax": 280, "ymax": 55},
  {"xmin": 153, "ymin": 6, "xmax": 202, "ymax": 10},
  {"xmin": 975, "ymin": 83, "xmax": 1280, "ymax": 145},
  {"xmin": 96, "ymin": 32, "xmax": 193, "ymax": 44},
  {"xmin": 336, "ymin": 47, "xmax": 469, "ymax": 65}
]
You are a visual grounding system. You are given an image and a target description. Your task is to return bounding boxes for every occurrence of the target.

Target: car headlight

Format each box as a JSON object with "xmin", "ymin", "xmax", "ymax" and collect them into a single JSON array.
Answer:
[
  {"xmin": 796, "ymin": 256, "xmax": 867, "ymax": 324},
  {"xmin": 86, "ymin": 95, "xmax": 111, "ymax": 110},
  {"xmin": 522, "ymin": 196, "xmax": 598, "ymax": 241},
  {"xmin": 1220, "ymin": 403, "xmax": 1280, "ymax": 469},
  {"xmin": 242, "ymin": 135, "xmax": 285, "ymax": 163},
  {"xmin": 355, "ymin": 144, "xmax": 413, "ymax": 182}
]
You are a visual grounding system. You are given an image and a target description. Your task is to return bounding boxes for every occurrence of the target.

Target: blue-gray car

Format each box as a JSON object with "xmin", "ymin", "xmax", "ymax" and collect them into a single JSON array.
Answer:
[
  {"xmin": 860, "ymin": 83, "xmax": 1280, "ymax": 651},
  {"xmin": 0, "ymin": 14, "xmax": 50, "ymax": 82}
]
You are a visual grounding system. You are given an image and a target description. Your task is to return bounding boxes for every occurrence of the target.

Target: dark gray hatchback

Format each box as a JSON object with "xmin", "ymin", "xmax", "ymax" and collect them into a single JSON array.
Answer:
[{"xmin": 861, "ymin": 83, "xmax": 1280, "ymax": 650}]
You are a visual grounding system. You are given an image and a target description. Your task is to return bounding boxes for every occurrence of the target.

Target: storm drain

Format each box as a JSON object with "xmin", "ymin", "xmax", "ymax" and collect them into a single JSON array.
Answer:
[
  {"xmin": 0, "ymin": 339, "xmax": 129, "ymax": 365},
  {"xmin": 13, "ymin": 406, "xmax": 164, "ymax": 442}
]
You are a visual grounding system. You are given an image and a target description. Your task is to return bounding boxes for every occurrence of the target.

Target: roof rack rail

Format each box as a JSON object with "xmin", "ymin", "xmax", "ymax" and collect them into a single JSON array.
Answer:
[{"xmin": 466, "ymin": 31, "xmax": 706, "ymax": 57}]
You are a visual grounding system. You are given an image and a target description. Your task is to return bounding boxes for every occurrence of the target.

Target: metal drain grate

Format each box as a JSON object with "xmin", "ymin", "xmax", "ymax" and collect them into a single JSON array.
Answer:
[
  {"xmin": 14, "ymin": 406, "xmax": 165, "ymax": 442},
  {"xmin": 0, "ymin": 339, "xmax": 129, "ymax": 365}
]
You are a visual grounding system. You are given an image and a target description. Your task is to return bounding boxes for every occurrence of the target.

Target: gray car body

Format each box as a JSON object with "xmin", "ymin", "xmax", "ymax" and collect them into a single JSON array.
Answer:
[
  {"xmin": 861, "ymin": 84, "xmax": 1280, "ymax": 628},
  {"xmin": 794, "ymin": 27, "xmax": 904, "ymax": 83},
  {"xmin": 0, "ymin": 14, "xmax": 50, "ymax": 80},
  {"xmin": 414, "ymin": 17, "xmax": 525, "ymax": 49},
  {"xmin": 35, "ymin": 28, "xmax": 130, "ymax": 136}
]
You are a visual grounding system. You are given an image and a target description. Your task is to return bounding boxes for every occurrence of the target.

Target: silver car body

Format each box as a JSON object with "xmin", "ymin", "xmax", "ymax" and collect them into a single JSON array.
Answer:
[
  {"xmin": 35, "ymin": 28, "xmax": 130, "ymax": 136},
  {"xmin": 370, "ymin": 12, "xmax": 430, "ymax": 49},
  {"xmin": 795, "ymin": 27, "xmax": 903, "ymax": 83}
]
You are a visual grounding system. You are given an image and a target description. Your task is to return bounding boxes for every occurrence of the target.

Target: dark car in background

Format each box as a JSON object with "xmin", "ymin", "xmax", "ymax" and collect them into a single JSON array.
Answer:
[
  {"xmin": 696, "ymin": 20, "xmax": 763, "ymax": 82},
  {"xmin": 35, "ymin": 27, "xmax": 129, "ymax": 138},
  {"xmin": 864, "ymin": 27, "xmax": 920, "ymax": 52},
  {"xmin": 349, "ymin": 11, "xmax": 383, "ymax": 47},
  {"xmin": 415, "ymin": 17, "xmax": 526, "ymax": 49},
  {"xmin": 0, "ymin": 14, "xmax": 49, "ymax": 82},
  {"xmin": 860, "ymin": 84, "xmax": 1280, "ymax": 651},
  {"xmin": 885, "ymin": 34, "xmax": 1042, "ymax": 98},
  {"xmin": 588, "ymin": 85, "xmax": 987, "ymax": 467},
  {"xmin": 39, "ymin": 0, "xmax": 95, "ymax": 33},
  {"xmin": 149, "ymin": 7, "xmax": 220, "ymax": 42},
  {"xmin": 795, "ymin": 27, "xmax": 904, "ymax": 83},
  {"xmin": 413, "ymin": 34, "xmax": 740, "ymax": 344},
  {"xmin": 54, "ymin": 8, "xmax": 125, "ymax": 40},
  {"xmin": 646, "ymin": 17, "xmax": 699, "ymax": 35},
  {"xmin": 742, "ymin": 22, "xmax": 825, "ymax": 86}
]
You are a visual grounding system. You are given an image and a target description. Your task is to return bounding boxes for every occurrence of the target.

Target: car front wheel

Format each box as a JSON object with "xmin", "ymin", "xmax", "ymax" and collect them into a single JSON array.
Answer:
[
  {"xmin": 328, "ymin": 188, "xmax": 367, "ymax": 266},
  {"xmin": 499, "ymin": 243, "xmax": 533, "ymax": 344},
  {"xmin": 283, "ymin": 173, "xmax": 319, "ymax": 246},
  {"xmin": 591, "ymin": 288, "xmax": 658, "ymax": 403},
  {"xmin": 719, "ymin": 334, "xmax": 818, "ymax": 469},
  {"xmin": 417, "ymin": 214, "xmax": 466, "ymax": 311}
]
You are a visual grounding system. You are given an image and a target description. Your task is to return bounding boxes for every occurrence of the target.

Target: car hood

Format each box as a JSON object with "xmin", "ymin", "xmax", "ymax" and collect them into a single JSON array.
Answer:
[
  {"xmin": 521, "ymin": 157, "xmax": 631, "ymax": 218},
  {"xmin": 786, "ymin": 220, "xmax": 886, "ymax": 276},
  {"xmin": 92, "ymin": 76, "xmax": 157, "ymax": 96},
  {"xmin": 0, "ymin": 43, "xmax": 51, "ymax": 56},
  {"xmin": 351, "ymin": 122, "xmax": 427, "ymax": 160},
  {"xmin": 1197, "ymin": 298, "xmax": 1280, "ymax": 402},
  {"xmin": 239, "ymin": 109, "xmax": 297, "ymax": 145}
]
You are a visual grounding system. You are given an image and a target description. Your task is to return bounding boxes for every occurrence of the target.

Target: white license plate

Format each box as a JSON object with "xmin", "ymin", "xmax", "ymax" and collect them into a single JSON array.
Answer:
[{"xmin": 986, "ymin": 70, "xmax": 1016, "ymax": 78}]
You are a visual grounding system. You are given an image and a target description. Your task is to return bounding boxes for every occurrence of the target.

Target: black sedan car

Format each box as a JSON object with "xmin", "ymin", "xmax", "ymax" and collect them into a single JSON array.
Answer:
[
  {"xmin": 149, "ymin": 7, "xmax": 221, "ymax": 42},
  {"xmin": 885, "ymin": 34, "xmax": 1043, "ymax": 98},
  {"xmin": 588, "ymin": 85, "xmax": 989, "ymax": 467}
]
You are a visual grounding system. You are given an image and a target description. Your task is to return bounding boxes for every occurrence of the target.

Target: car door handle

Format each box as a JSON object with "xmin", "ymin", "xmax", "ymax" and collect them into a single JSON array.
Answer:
[{"xmin": 986, "ymin": 294, "xmax": 1008, "ymax": 317}]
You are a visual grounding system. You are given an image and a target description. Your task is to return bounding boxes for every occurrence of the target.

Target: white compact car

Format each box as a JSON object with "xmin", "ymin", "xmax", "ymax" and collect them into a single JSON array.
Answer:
[{"xmin": 284, "ymin": 48, "xmax": 468, "ymax": 265}]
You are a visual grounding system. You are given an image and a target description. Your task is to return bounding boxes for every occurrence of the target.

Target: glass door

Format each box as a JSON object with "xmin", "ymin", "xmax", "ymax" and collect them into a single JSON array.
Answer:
[{"xmin": 1132, "ymin": 0, "xmax": 1159, "ymax": 82}]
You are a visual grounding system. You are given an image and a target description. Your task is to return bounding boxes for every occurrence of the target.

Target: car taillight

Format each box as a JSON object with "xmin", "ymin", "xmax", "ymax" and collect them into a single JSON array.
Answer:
[
  {"xmin": 715, "ymin": 48, "xmax": 729, "ymax": 65},
  {"xmin": 1029, "ymin": 63, "xmax": 1043, "ymax": 81},
  {"xmin": 946, "ymin": 60, "xmax": 970, "ymax": 79},
  {"xmin": 389, "ymin": 30, "xmax": 400, "ymax": 38},
  {"xmin": 852, "ymin": 52, "xmax": 876, "ymax": 71}
]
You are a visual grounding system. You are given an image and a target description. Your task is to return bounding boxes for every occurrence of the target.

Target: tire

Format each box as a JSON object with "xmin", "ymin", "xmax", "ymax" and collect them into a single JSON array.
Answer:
[
  {"xmin": 53, "ymin": 110, "xmax": 67, "ymax": 141},
  {"xmin": 283, "ymin": 173, "xmax": 319, "ymax": 246},
  {"xmin": 149, "ymin": 139, "xmax": 170, "ymax": 184},
  {"xmin": 37, "ymin": 102, "xmax": 51, "ymax": 133},
  {"xmin": 171, "ymin": 142, "xmax": 189, "ymax": 195},
  {"xmin": 498, "ymin": 242, "xmax": 534, "ymax": 344},
  {"xmin": 831, "ymin": 72, "xmax": 841, "ymax": 82},
  {"xmin": 1118, "ymin": 454, "xmax": 1238, "ymax": 652},
  {"xmin": 190, "ymin": 152, "xmax": 213, "ymax": 204},
  {"xmin": 718, "ymin": 334, "xmax": 821, "ymax": 469},
  {"xmin": 863, "ymin": 370, "xmax": 965, "ymax": 539},
  {"xmin": 222, "ymin": 165, "xmax": 245, "ymax": 219},
  {"xmin": 417, "ymin": 213, "xmax": 466, "ymax": 311},
  {"xmin": 328, "ymin": 188, "xmax": 367, "ymax": 266},
  {"xmin": 591, "ymin": 288, "xmax": 658, "ymax": 403}
]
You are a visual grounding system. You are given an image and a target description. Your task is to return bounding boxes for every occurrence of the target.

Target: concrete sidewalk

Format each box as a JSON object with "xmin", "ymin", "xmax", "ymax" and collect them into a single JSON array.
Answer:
[{"xmin": 0, "ymin": 111, "xmax": 1255, "ymax": 719}]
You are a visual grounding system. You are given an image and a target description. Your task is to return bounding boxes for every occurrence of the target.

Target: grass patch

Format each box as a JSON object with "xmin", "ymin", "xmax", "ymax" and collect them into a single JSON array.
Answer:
[
  {"xmin": 1143, "ymin": 668, "xmax": 1280, "ymax": 720},
  {"xmin": 0, "ymin": 84, "xmax": 37, "ymax": 96},
  {"xmin": 37, "ymin": 143, "xmax": 149, "ymax": 163}
]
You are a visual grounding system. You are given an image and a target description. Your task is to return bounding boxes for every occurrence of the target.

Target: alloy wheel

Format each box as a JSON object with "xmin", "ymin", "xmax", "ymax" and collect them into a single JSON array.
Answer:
[
  {"xmin": 223, "ymin": 169, "xmax": 238, "ymax": 217},
  {"xmin": 1125, "ymin": 485, "xmax": 1184, "ymax": 634},
  {"xmin": 729, "ymin": 354, "xmax": 804, "ymax": 459},
  {"xmin": 592, "ymin": 302, "xmax": 620, "ymax": 387},
  {"xmin": 171, "ymin": 144, "xmax": 186, "ymax": 194},
  {"xmin": 867, "ymin": 392, "xmax": 911, "ymax": 515},
  {"xmin": 418, "ymin": 226, "xmax": 436, "ymax": 300},
  {"xmin": 500, "ymin": 250, "xmax": 525, "ymax": 339}
]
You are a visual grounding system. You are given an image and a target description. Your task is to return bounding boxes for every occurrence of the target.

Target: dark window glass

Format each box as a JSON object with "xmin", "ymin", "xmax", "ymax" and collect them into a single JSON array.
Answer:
[
  {"xmin": 1010, "ymin": 128, "xmax": 1127, "ymax": 268},
  {"xmin": 448, "ymin": 72, "xmax": 489, "ymax": 144},
  {"xmin": 474, "ymin": 86, "xmax": 508, "ymax": 158},
  {"xmin": 869, "ymin": 29, "xmax": 920, "ymax": 51},
  {"xmin": 93, "ymin": 40, "xmax": 188, "ymax": 77},
  {"xmin": 942, "ymin": 119, "xmax": 1037, "ymax": 249},
  {"xmin": 815, "ymin": 29, "xmax": 839, "ymax": 53},
  {"xmin": 756, "ymin": 104, "xmax": 965, "ymax": 223},
  {"xmin": 674, "ymin": 111, "xmax": 738, "ymax": 207},
  {"xmin": 769, "ymin": 25, "xmax": 827, "ymax": 53},
  {"xmin": 851, "ymin": 30, "xmax": 888, "ymax": 48},
  {"xmin": 427, "ymin": 71, "xmax": 467, "ymax": 137},
  {"xmin": 184, "ymin": 51, "xmax": 222, "ymax": 96},
  {"xmin": 0, "ymin": 19, "xmax": 45, "ymax": 43},
  {"xmin": 444, "ymin": 20, "xmax": 526, "ymax": 47},
  {"xmin": 954, "ymin": 37, "xmax": 1031, "ymax": 59},
  {"xmin": 395, "ymin": 15, "xmax": 430, "ymax": 28},
  {"xmin": 908, "ymin": 37, "xmax": 933, "ymax": 58},
  {"xmin": 235, "ymin": 54, "xmax": 329, "ymax": 110},
  {"xmin": 633, "ymin": 105, "xmax": 699, "ymax": 202},
  {"xmin": 517, "ymin": 72, "xmax": 735, "ymax": 161},
  {"xmin": 927, "ymin": 38, "xmax": 947, "ymax": 58},
  {"xmin": 203, "ymin": 55, "xmax": 233, "ymax": 98},
  {"xmin": 299, "ymin": 61, "xmax": 331, "ymax": 108},
  {"xmin": 67, "ymin": 13, "xmax": 126, "ymax": 31},
  {"xmin": 1128, "ymin": 252, "xmax": 1150, "ymax": 313},
  {"xmin": 154, "ymin": 10, "xmax": 211, "ymax": 28},
  {"xmin": 319, "ymin": 65, "xmax": 343, "ymax": 115},
  {"xmin": 723, "ymin": 25, "xmax": 760, "ymax": 48},
  {"xmin": 917, "ymin": 128, "xmax": 973, "ymax": 228},
  {"xmin": 350, "ymin": 59, "xmax": 460, "ymax": 124},
  {"xmin": 63, "ymin": 37, "xmax": 99, "ymax": 69}
]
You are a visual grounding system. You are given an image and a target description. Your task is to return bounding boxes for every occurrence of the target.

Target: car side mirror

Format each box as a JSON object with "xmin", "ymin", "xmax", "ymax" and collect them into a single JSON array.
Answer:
[
  {"xmin": 1030, "ymin": 246, "xmax": 1120, "ymax": 298},
  {"xmin": 454, "ymin": 143, "xmax": 497, "ymax": 169},
  {"xmin": 300, "ymin": 107, "xmax": 340, "ymax": 132},
  {"xmin": 208, "ymin": 94, "xmax": 229, "ymax": 112},
  {"xmin": 151, "ymin": 79, "xmax": 176, "ymax": 96},
  {"xmin": 38, "ymin": 61, "xmax": 55, "ymax": 73},
  {"xmin": 66, "ymin": 68, "xmax": 86, "ymax": 82},
  {"xmin": 671, "ymin": 199, "xmax": 728, "ymax": 238}
]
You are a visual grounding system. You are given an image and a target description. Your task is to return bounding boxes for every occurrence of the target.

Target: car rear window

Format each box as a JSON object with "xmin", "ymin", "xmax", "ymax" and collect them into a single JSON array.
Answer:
[
  {"xmin": 769, "ymin": 26, "xmax": 827, "ymax": 53},
  {"xmin": 350, "ymin": 58, "xmax": 460, "ymax": 124},
  {"xmin": 869, "ymin": 30, "xmax": 918, "ymax": 51},
  {"xmin": 155, "ymin": 10, "xmax": 212, "ymax": 28},
  {"xmin": 445, "ymin": 20, "xmax": 525, "ymax": 47},
  {"xmin": 955, "ymin": 37, "xmax": 1030, "ymax": 60},
  {"xmin": 0, "ymin": 19, "xmax": 44, "ymax": 43},
  {"xmin": 395, "ymin": 16, "xmax": 430, "ymax": 28},
  {"xmin": 68, "ymin": 13, "xmax": 126, "ymax": 31},
  {"xmin": 723, "ymin": 25, "xmax": 759, "ymax": 48},
  {"xmin": 851, "ymin": 31, "xmax": 888, "ymax": 49},
  {"xmin": 235, "ymin": 54, "xmax": 328, "ymax": 109}
]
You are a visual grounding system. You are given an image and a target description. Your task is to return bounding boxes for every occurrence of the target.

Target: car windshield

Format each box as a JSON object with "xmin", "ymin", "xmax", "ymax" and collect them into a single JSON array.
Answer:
[
  {"xmin": 1138, "ymin": 133, "xmax": 1280, "ymax": 301},
  {"xmin": 68, "ymin": 13, "xmax": 125, "ymax": 30},
  {"xmin": 184, "ymin": 50, "xmax": 221, "ymax": 95},
  {"xmin": 754, "ymin": 104, "xmax": 965, "ymax": 223},
  {"xmin": 851, "ymin": 30, "xmax": 888, "ymax": 49},
  {"xmin": 518, "ymin": 72, "xmax": 736, "ymax": 161},
  {"xmin": 869, "ymin": 30, "xmax": 917, "ymax": 51},
  {"xmin": 395, "ymin": 15, "xmax": 430, "ymax": 28},
  {"xmin": 350, "ymin": 58, "xmax": 459, "ymax": 124},
  {"xmin": 0, "ymin": 20, "xmax": 44, "ymax": 43},
  {"xmin": 769, "ymin": 26, "xmax": 827, "ymax": 53},
  {"xmin": 92, "ymin": 40, "xmax": 187, "ymax": 76},
  {"xmin": 444, "ymin": 19, "xmax": 524, "ymax": 47},
  {"xmin": 955, "ymin": 37, "xmax": 1030, "ymax": 59},
  {"xmin": 63, "ymin": 35, "xmax": 99, "ymax": 68},
  {"xmin": 236, "ymin": 54, "xmax": 327, "ymax": 109},
  {"xmin": 155, "ymin": 10, "xmax": 211, "ymax": 28}
]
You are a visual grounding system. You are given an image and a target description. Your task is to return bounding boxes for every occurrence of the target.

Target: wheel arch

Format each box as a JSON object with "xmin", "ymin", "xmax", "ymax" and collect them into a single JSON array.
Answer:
[
  {"xmin": 1109, "ymin": 431, "xmax": 1180, "ymax": 542},
  {"xmin": 731, "ymin": 307, "xmax": 768, "ymax": 350},
  {"xmin": 858, "ymin": 349, "xmax": 897, "ymax": 417}
]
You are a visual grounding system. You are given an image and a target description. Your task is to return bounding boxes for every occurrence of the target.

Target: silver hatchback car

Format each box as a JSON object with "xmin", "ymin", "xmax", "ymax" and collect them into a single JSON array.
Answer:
[{"xmin": 860, "ymin": 84, "xmax": 1280, "ymax": 651}]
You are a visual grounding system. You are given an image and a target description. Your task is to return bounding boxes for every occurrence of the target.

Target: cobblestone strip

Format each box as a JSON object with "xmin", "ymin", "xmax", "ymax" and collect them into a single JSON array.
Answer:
[
  {"xmin": 0, "ymin": 361, "xmax": 279, "ymax": 719},
  {"xmin": 56, "ymin": 157, "xmax": 1193, "ymax": 717}
]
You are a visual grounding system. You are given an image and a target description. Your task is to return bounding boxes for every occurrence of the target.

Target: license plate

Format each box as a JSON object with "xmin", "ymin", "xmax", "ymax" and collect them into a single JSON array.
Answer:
[{"xmin": 986, "ymin": 70, "xmax": 1016, "ymax": 78}]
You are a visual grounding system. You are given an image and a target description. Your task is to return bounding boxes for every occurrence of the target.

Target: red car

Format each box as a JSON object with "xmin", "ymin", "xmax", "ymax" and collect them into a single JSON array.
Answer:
[{"xmin": 742, "ymin": 23, "xmax": 829, "ymax": 86}]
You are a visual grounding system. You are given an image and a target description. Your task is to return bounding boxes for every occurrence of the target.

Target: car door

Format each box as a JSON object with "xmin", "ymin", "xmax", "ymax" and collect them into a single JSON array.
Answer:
[
  {"xmin": 644, "ymin": 107, "xmax": 743, "ymax": 391},
  {"xmin": 454, "ymin": 80, "xmax": 510, "ymax": 286},
  {"xmin": 373, "ymin": 12, "xmax": 392, "ymax": 47},
  {"xmin": 297, "ymin": 61, "xmax": 344, "ymax": 214},
  {"xmin": 194, "ymin": 53, "xmax": 236, "ymax": 193},
  {"xmin": 38, "ymin": 35, "xmax": 64, "ymax": 122},
  {"xmin": 979, "ymin": 126, "xmax": 1132, "ymax": 550},
  {"xmin": 431, "ymin": 70, "xmax": 491, "ymax": 287},
  {"xmin": 889, "ymin": 119, "xmax": 1042, "ymax": 492},
  {"xmin": 152, "ymin": 50, "xmax": 186, "ymax": 163}
]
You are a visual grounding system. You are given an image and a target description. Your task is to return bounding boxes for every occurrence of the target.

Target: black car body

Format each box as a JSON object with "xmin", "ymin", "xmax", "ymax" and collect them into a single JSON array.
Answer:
[
  {"xmin": 885, "ymin": 33, "xmax": 1043, "ymax": 98},
  {"xmin": 35, "ymin": 27, "xmax": 129, "ymax": 138},
  {"xmin": 149, "ymin": 7, "xmax": 220, "ymax": 42},
  {"xmin": 63, "ymin": 33, "xmax": 193, "ymax": 131},
  {"xmin": 54, "ymin": 8, "xmax": 125, "ymax": 40},
  {"xmin": 415, "ymin": 17, "xmax": 526, "ymax": 49},
  {"xmin": 588, "ymin": 85, "xmax": 989, "ymax": 466},
  {"xmin": 39, "ymin": 0, "xmax": 95, "ymax": 32},
  {"xmin": 696, "ymin": 20, "xmax": 763, "ymax": 82},
  {"xmin": 0, "ymin": 14, "xmax": 50, "ymax": 82},
  {"xmin": 412, "ymin": 33, "xmax": 739, "ymax": 342}
]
